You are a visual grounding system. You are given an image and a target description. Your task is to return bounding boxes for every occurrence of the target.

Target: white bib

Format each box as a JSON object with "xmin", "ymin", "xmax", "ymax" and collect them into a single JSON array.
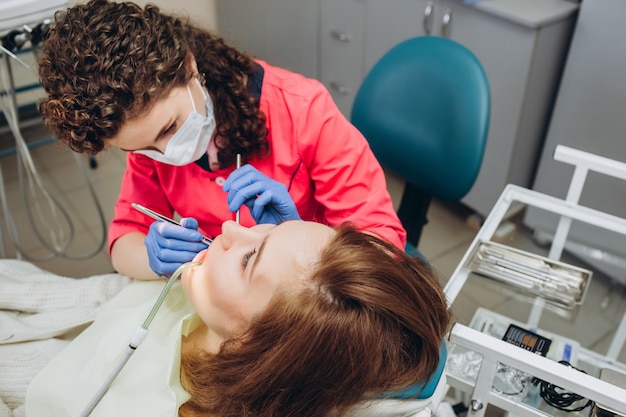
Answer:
[{"xmin": 25, "ymin": 281, "xmax": 195, "ymax": 417}]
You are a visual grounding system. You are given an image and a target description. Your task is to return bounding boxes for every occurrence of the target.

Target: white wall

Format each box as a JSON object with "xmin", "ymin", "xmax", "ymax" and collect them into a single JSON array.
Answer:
[{"xmin": 67, "ymin": 0, "xmax": 217, "ymax": 31}]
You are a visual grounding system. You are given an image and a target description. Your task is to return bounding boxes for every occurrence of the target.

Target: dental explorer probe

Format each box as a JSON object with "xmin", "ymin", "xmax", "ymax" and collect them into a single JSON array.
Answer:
[
  {"xmin": 78, "ymin": 261, "xmax": 200, "ymax": 417},
  {"xmin": 236, "ymin": 153, "xmax": 241, "ymax": 224},
  {"xmin": 131, "ymin": 203, "xmax": 213, "ymax": 245}
]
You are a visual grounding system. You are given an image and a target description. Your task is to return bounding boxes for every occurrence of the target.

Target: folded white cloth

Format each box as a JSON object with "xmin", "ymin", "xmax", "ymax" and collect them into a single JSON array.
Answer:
[
  {"xmin": 0, "ymin": 398, "xmax": 11, "ymax": 417},
  {"xmin": 0, "ymin": 259, "xmax": 132, "ymax": 417},
  {"xmin": 0, "ymin": 259, "xmax": 131, "ymax": 344}
]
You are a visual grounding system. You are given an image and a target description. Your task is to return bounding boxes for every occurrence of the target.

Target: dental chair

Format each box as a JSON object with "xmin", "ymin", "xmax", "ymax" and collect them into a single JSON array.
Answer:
[
  {"xmin": 351, "ymin": 36, "xmax": 490, "ymax": 257},
  {"xmin": 347, "ymin": 343, "xmax": 449, "ymax": 417}
]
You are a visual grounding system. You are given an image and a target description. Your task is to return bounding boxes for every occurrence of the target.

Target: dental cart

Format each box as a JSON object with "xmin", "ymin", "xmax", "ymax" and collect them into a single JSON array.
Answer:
[{"xmin": 444, "ymin": 145, "xmax": 626, "ymax": 417}]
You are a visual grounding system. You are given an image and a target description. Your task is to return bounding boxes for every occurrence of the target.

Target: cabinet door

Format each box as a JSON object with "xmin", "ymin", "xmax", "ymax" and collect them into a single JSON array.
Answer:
[
  {"xmin": 439, "ymin": 0, "xmax": 539, "ymax": 216},
  {"xmin": 261, "ymin": 0, "xmax": 319, "ymax": 79},
  {"xmin": 215, "ymin": 0, "xmax": 265, "ymax": 56},
  {"xmin": 364, "ymin": 0, "xmax": 433, "ymax": 74},
  {"xmin": 320, "ymin": 0, "xmax": 367, "ymax": 116},
  {"xmin": 215, "ymin": 0, "xmax": 318, "ymax": 79}
]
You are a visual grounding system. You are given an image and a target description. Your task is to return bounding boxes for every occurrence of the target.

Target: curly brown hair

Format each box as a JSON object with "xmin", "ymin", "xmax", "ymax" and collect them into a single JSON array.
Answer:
[
  {"xmin": 179, "ymin": 224, "xmax": 452, "ymax": 417},
  {"xmin": 37, "ymin": 0, "xmax": 267, "ymax": 167}
]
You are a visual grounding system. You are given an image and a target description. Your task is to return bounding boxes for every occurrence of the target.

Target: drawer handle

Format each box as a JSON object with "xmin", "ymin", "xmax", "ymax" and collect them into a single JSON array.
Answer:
[
  {"xmin": 442, "ymin": 8, "xmax": 453, "ymax": 37},
  {"xmin": 423, "ymin": 1, "xmax": 434, "ymax": 35},
  {"xmin": 330, "ymin": 81, "xmax": 350, "ymax": 95},
  {"xmin": 331, "ymin": 30, "xmax": 352, "ymax": 42}
]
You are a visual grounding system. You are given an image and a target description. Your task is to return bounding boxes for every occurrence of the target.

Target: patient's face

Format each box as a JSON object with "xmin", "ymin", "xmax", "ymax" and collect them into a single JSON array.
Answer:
[{"xmin": 181, "ymin": 220, "xmax": 334, "ymax": 341}]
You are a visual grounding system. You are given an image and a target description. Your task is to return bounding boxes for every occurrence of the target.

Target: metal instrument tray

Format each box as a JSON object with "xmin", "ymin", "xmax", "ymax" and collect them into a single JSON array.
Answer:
[{"xmin": 465, "ymin": 240, "xmax": 592, "ymax": 308}]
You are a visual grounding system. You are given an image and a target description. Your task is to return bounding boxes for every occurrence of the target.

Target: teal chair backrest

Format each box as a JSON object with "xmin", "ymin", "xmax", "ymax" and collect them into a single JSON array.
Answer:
[
  {"xmin": 386, "ymin": 341, "xmax": 447, "ymax": 400},
  {"xmin": 351, "ymin": 36, "xmax": 490, "ymax": 250}
]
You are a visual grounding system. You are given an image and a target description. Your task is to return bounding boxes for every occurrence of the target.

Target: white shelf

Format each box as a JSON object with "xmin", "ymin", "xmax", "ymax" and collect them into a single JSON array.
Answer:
[{"xmin": 0, "ymin": 0, "xmax": 67, "ymax": 35}]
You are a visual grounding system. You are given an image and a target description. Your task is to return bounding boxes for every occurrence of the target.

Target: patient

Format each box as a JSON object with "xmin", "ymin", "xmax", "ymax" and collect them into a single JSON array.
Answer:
[{"xmin": 25, "ymin": 220, "xmax": 451, "ymax": 417}]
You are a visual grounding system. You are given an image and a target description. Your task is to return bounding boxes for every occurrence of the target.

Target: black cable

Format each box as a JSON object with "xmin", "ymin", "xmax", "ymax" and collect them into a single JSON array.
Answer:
[{"xmin": 533, "ymin": 361, "xmax": 594, "ymax": 413}]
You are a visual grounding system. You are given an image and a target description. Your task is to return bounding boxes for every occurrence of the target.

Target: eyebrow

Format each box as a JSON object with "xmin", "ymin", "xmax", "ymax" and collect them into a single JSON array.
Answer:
[{"xmin": 249, "ymin": 234, "xmax": 270, "ymax": 279}]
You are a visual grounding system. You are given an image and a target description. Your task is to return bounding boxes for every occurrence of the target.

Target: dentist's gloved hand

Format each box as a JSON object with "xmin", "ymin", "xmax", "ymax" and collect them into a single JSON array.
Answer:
[
  {"xmin": 145, "ymin": 217, "xmax": 208, "ymax": 277},
  {"xmin": 223, "ymin": 164, "xmax": 301, "ymax": 225}
]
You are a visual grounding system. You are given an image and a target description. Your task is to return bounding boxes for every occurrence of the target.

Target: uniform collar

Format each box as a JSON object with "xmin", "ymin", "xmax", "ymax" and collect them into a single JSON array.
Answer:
[{"xmin": 194, "ymin": 62, "xmax": 264, "ymax": 172}]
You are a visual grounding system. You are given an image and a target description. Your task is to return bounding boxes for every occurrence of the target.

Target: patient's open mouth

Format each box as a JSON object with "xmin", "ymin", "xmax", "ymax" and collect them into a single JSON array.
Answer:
[{"xmin": 193, "ymin": 248, "xmax": 208, "ymax": 264}]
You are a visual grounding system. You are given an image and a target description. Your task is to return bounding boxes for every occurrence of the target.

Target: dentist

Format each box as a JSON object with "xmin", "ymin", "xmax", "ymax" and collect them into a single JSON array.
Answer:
[{"xmin": 37, "ymin": 0, "xmax": 406, "ymax": 280}]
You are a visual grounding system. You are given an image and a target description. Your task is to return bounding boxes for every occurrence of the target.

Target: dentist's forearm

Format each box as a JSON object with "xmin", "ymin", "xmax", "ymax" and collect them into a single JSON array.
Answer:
[{"xmin": 111, "ymin": 232, "xmax": 160, "ymax": 280}]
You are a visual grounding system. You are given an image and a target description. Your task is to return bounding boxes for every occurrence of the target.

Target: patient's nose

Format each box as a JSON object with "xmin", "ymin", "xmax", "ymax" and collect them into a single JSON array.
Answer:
[{"xmin": 220, "ymin": 220, "xmax": 257, "ymax": 250}]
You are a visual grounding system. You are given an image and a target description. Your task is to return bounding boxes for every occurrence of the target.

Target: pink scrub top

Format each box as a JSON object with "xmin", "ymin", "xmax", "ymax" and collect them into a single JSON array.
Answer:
[{"xmin": 109, "ymin": 60, "xmax": 406, "ymax": 251}]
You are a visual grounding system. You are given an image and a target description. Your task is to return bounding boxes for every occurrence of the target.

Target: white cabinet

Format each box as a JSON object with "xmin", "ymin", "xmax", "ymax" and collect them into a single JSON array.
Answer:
[
  {"xmin": 446, "ymin": 1, "xmax": 579, "ymax": 216},
  {"xmin": 364, "ymin": 0, "xmax": 429, "ymax": 68},
  {"xmin": 215, "ymin": 0, "xmax": 319, "ymax": 80},
  {"xmin": 524, "ymin": 0, "xmax": 626, "ymax": 263},
  {"xmin": 319, "ymin": 0, "xmax": 367, "ymax": 116},
  {"xmin": 215, "ymin": 0, "xmax": 579, "ymax": 216}
]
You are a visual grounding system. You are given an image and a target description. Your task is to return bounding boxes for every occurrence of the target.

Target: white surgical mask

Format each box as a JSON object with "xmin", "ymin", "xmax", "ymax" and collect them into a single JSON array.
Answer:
[{"xmin": 134, "ymin": 79, "xmax": 215, "ymax": 166}]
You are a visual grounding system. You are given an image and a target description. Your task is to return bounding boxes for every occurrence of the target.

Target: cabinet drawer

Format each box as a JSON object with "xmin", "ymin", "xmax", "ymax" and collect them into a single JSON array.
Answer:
[{"xmin": 320, "ymin": 0, "xmax": 366, "ymax": 115}]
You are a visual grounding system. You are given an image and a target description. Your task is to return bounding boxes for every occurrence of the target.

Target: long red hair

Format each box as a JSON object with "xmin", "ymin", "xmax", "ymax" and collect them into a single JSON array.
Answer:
[{"xmin": 179, "ymin": 225, "xmax": 451, "ymax": 417}]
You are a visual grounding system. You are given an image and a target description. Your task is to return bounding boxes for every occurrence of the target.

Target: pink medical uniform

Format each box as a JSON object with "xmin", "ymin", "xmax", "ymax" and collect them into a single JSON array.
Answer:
[{"xmin": 109, "ymin": 60, "xmax": 406, "ymax": 251}]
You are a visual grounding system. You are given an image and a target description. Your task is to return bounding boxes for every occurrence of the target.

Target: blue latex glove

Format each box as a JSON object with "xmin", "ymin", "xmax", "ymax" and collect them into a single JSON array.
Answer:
[
  {"xmin": 145, "ymin": 217, "xmax": 208, "ymax": 277},
  {"xmin": 223, "ymin": 164, "xmax": 301, "ymax": 225}
]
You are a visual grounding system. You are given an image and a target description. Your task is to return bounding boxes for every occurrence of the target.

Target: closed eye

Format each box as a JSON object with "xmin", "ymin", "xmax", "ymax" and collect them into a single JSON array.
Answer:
[
  {"xmin": 161, "ymin": 122, "xmax": 176, "ymax": 136},
  {"xmin": 242, "ymin": 248, "xmax": 257, "ymax": 269}
]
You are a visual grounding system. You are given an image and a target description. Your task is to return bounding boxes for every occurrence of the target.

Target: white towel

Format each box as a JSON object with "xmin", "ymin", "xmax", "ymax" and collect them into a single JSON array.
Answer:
[
  {"xmin": 0, "ymin": 399, "xmax": 11, "ymax": 417},
  {"xmin": 0, "ymin": 259, "xmax": 131, "ymax": 343},
  {"xmin": 0, "ymin": 259, "xmax": 132, "ymax": 417}
]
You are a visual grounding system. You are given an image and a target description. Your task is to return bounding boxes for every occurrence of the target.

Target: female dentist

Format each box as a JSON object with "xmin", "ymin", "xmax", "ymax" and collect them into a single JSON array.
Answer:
[{"xmin": 37, "ymin": 0, "xmax": 406, "ymax": 280}]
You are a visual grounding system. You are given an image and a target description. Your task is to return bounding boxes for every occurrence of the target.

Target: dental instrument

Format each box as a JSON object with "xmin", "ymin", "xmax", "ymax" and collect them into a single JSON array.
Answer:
[
  {"xmin": 78, "ymin": 261, "xmax": 201, "ymax": 417},
  {"xmin": 235, "ymin": 153, "xmax": 241, "ymax": 224},
  {"xmin": 131, "ymin": 203, "xmax": 213, "ymax": 245}
]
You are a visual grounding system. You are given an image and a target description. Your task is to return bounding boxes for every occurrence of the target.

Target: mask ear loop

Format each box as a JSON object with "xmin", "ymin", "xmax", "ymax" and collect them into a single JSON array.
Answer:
[
  {"xmin": 193, "ymin": 72, "xmax": 213, "ymax": 115},
  {"xmin": 187, "ymin": 72, "xmax": 206, "ymax": 114},
  {"xmin": 186, "ymin": 82, "xmax": 198, "ymax": 114}
]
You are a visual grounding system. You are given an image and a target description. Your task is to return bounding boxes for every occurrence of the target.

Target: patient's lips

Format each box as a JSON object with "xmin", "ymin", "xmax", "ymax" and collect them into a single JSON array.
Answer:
[{"xmin": 193, "ymin": 248, "xmax": 208, "ymax": 264}]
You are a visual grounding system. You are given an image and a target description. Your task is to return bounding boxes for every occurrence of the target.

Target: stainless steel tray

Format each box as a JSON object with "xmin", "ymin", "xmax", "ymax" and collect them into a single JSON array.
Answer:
[{"xmin": 465, "ymin": 240, "xmax": 592, "ymax": 308}]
